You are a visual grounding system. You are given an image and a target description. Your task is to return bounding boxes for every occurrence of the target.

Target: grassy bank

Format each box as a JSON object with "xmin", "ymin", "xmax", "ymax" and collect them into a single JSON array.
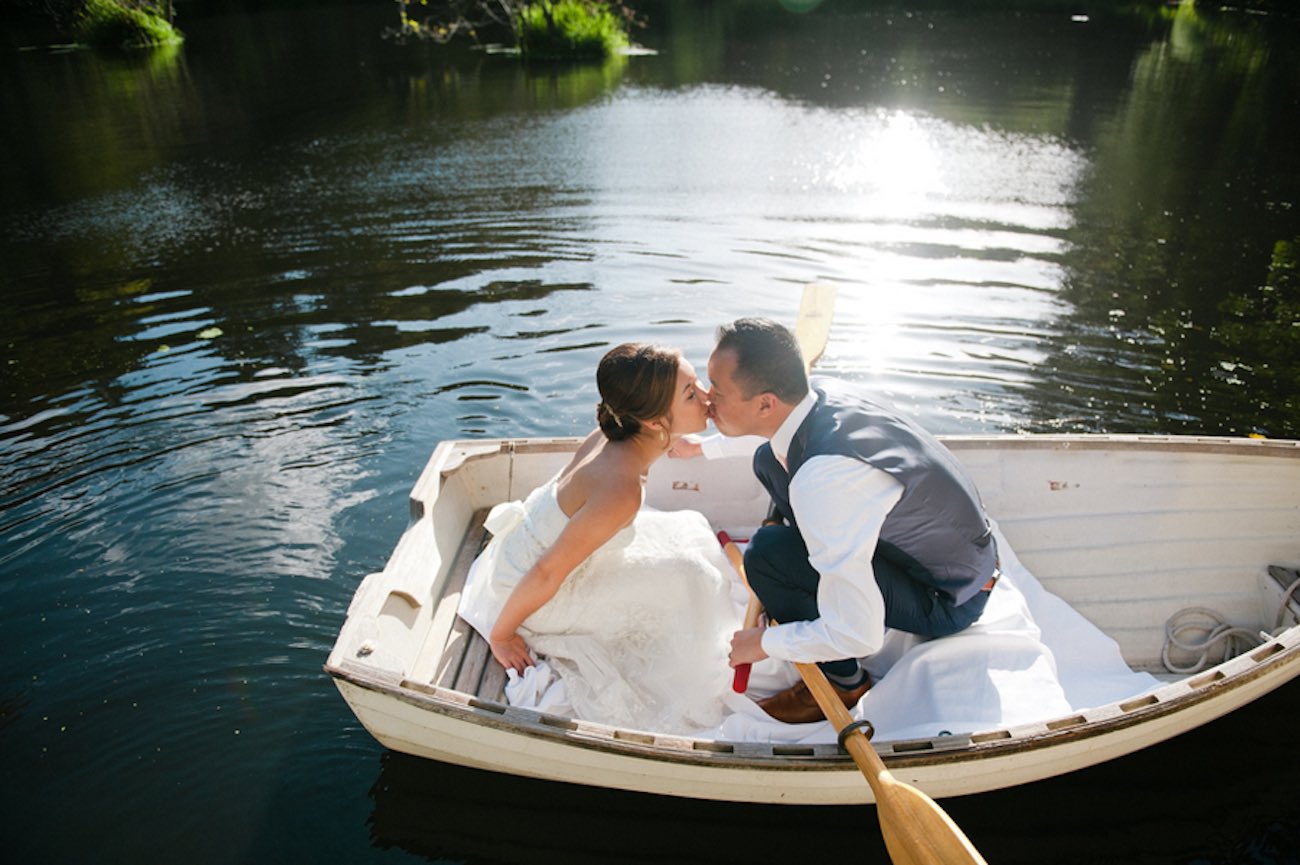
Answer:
[
  {"xmin": 76, "ymin": 0, "xmax": 183, "ymax": 48},
  {"xmin": 517, "ymin": 1, "xmax": 629, "ymax": 59}
]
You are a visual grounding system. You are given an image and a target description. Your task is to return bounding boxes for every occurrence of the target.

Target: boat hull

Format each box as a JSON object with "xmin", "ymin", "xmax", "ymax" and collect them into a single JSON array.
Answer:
[{"xmin": 327, "ymin": 434, "xmax": 1300, "ymax": 803}]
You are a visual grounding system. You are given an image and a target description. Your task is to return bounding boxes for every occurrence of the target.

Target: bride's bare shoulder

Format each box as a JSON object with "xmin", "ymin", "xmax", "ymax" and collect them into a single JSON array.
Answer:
[{"xmin": 559, "ymin": 437, "xmax": 641, "ymax": 515}]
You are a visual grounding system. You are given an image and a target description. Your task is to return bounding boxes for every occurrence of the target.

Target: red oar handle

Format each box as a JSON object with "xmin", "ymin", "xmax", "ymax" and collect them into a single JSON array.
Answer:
[{"xmin": 718, "ymin": 531, "xmax": 762, "ymax": 694}]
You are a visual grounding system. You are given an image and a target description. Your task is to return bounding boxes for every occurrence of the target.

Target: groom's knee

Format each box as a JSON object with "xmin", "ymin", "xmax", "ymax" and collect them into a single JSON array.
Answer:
[{"xmin": 744, "ymin": 524, "xmax": 809, "ymax": 592}]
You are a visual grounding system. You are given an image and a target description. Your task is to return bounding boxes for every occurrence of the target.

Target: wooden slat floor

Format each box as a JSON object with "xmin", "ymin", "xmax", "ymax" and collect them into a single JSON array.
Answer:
[{"xmin": 429, "ymin": 508, "xmax": 509, "ymax": 702}]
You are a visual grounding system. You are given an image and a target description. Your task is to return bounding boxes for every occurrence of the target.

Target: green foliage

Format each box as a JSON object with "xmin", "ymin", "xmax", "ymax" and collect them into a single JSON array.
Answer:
[
  {"xmin": 391, "ymin": 0, "xmax": 637, "ymax": 60},
  {"xmin": 75, "ymin": 0, "xmax": 182, "ymax": 49},
  {"xmin": 516, "ymin": 1, "xmax": 629, "ymax": 59}
]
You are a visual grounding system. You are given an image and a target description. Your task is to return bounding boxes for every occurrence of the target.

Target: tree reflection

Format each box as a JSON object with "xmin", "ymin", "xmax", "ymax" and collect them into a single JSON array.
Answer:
[
  {"xmin": 1041, "ymin": 5, "xmax": 1300, "ymax": 437},
  {"xmin": 1195, "ymin": 237, "xmax": 1299, "ymax": 433}
]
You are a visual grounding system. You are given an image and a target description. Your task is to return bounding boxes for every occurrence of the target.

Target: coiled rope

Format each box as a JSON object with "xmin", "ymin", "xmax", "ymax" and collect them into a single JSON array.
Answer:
[{"xmin": 1161, "ymin": 568, "xmax": 1300, "ymax": 674}]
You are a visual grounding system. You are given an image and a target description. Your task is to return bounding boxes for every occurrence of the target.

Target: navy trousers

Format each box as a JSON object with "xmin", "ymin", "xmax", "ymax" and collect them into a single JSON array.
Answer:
[{"xmin": 746, "ymin": 444, "xmax": 990, "ymax": 679}]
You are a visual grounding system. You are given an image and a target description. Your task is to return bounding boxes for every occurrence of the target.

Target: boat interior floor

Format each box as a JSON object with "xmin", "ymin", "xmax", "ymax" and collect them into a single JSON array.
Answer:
[{"xmin": 426, "ymin": 508, "xmax": 509, "ymax": 704}]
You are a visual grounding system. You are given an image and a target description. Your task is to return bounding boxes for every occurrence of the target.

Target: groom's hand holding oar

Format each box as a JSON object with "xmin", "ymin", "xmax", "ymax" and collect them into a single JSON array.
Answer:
[{"xmin": 717, "ymin": 531, "xmax": 761, "ymax": 692}]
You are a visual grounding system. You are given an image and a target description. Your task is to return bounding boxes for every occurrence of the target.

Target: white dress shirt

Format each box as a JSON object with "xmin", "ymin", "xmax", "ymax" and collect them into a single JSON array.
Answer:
[{"xmin": 737, "ymin": 392, "xmax": 905, "ymax": 664}]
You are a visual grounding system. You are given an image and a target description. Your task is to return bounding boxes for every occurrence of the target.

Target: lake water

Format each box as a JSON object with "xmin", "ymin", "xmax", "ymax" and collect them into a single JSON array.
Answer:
[{"xmin": 2, "ymin": 1, "xmax": 1298, "ymax": 863}]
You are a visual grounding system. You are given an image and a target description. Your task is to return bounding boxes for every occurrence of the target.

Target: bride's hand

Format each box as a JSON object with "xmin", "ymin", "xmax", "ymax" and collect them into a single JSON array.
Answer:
[{"xmin": 490, "ymin": 632, "xmax": 534, "ymax": 673}]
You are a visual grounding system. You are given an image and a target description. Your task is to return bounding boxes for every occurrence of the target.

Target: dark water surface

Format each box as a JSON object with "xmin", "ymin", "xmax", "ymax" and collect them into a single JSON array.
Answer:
[{"xmin": 2, "ymin": 2, "xmax": 1299, "ymax": 863}]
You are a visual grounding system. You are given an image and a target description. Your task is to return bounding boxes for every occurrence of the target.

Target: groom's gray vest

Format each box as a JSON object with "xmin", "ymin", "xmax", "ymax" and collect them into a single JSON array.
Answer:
[{"xmin": 773, "ymin": 376, "xmax": 997, "ymax": 606}]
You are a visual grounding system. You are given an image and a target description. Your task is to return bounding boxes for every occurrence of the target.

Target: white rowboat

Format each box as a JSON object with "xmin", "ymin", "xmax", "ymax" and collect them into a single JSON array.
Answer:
[{"xmin": 326, "ymin": 434, "xmax": 1300, "ymax": 804}]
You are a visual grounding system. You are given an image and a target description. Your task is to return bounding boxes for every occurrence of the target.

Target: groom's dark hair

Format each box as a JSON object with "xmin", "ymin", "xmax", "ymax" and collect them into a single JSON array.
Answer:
[{"xmin": 715, "ymin": 317, "xmax": 809, "ymax": 404}]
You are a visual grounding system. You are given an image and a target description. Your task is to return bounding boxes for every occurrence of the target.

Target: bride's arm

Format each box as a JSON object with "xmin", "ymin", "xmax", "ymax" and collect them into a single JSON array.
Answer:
[{"xmin": 488, "ymin": 481, "xmax": 641, "ymax": 672}]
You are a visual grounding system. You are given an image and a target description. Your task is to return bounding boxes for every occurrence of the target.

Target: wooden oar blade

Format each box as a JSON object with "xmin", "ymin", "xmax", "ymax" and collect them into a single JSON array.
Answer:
[
  {"xmin": 795, "ymin": 661, "xmax": 988, "ymax": 865},
  {"xmin": 794, "ymin": 282, "xmax": 837, "ymax": 370},
  {"xmin": 878, "ymin": 782, "xmax": 988, "ymax": 865}
]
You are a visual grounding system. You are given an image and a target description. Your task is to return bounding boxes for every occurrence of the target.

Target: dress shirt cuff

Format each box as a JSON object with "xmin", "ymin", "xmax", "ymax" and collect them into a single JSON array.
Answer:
[{"xmin": 759, "ymin": 622, "xmax": 818, "ymax": 664}]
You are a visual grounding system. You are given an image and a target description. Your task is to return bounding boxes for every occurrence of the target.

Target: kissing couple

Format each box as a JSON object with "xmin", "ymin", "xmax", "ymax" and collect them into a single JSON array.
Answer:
[{"xmin": 457, "ymin": 317, "xmax": 1000, "ymax": 734}]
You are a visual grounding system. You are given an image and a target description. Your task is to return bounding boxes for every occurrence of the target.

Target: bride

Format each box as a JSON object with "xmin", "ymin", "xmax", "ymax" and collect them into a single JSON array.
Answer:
[{"xmin": 457, "ymin": 343, "xmax": 744, "ymax": 734}]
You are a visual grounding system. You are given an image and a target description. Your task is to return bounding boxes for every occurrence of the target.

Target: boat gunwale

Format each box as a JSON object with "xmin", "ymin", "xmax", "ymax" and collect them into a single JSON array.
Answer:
[{"xmin": 325, "ymin": 622, "xmax": 1300, "ymax": 772}]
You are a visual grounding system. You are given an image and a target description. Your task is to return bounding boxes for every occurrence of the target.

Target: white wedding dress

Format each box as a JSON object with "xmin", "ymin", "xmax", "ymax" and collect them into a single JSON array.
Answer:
[{"xmin": 457, "ymin": 476, "xmax": 744, "ymax": 735}]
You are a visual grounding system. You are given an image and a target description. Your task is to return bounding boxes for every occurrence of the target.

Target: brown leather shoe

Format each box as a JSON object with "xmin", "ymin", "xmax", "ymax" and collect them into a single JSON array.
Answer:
[{"xmin": 756, "ymin": 676, "xmax": 871, "ymax": 724}]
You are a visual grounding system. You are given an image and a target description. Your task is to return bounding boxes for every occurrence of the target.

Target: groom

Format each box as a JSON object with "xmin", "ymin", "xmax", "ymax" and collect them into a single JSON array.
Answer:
[{"xmin": 706, "ymin": 317, "xmax": 1000, "ymax": 723}]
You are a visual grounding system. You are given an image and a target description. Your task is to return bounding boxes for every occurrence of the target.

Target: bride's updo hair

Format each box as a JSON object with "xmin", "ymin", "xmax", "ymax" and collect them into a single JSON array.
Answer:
[{"xmin": 595, "ymin": 343, "xmax": 682, "ymax": 442}]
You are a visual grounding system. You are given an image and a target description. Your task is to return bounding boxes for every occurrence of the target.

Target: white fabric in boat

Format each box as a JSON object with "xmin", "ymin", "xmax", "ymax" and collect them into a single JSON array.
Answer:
[
  {"xmin": 713, "ymin": 519, "xmax": 1161, "ymax": 743},
  {"xmin": 461, "ymin": 478, "xmax": 1160, "ymax": 741}
]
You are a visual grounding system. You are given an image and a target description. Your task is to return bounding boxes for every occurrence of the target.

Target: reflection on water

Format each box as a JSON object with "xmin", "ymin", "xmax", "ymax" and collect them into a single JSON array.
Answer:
[
  {"xmin": 1049, "ymin": 3, "xmax": 1300, "ymax": 436},
  {"xmin": 0, "ymin": 83, "xmax": 1095, "ymax": 433},
  {"xmin": 4, "ymin": 3, "xmax": 1296, "ymax": 439},
  {"xmin": 1, "ymin": 2, "xmax": 1298, "ymax": 864}
]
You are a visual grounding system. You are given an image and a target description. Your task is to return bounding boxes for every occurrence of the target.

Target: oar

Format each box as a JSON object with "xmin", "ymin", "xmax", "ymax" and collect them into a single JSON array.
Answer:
[
  {"xmin": 794, "ymin": 281, "xmax": 836, "ymax": 369},
  {"xmin": 728, "ymin": 281, "xmax": 838, "ymax": 693},
  {"xmin": 720, "ymin": 283, "xmax": 990, "ymax": 864},
  {"xmin": 796, "ymin": 659, "xmax": 988, "ymax": 865},
  {"xmin": 720, "ymin": 538, "xmax": 988, "ymax": 865},
  {"xmin": 719, "ymin": 531, "xmax": 762, "ymax": 692}
]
